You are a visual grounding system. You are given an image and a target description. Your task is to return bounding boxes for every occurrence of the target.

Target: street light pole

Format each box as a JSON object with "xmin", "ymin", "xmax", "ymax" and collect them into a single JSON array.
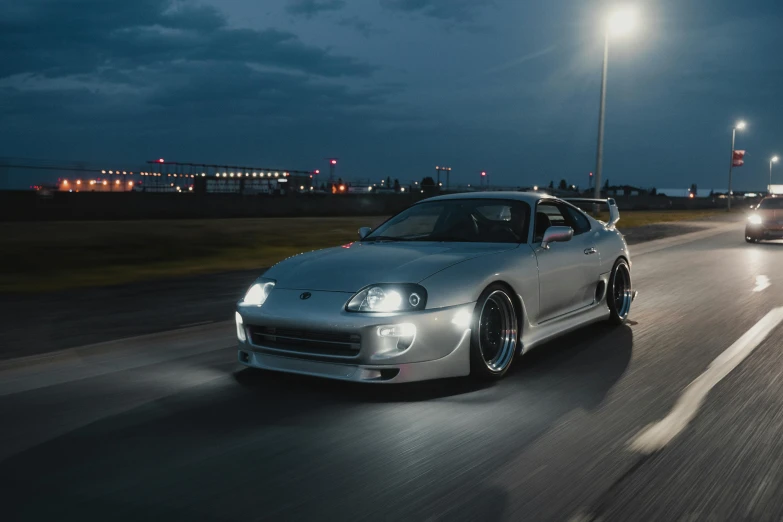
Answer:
[
  {"xmin": 594, "ymin": 30, "xmax": 609, "ymax": 202},
  {"xmin": 592, "ymin": 6, "xmax": 637, "ymax": 215},
  {"xmin": 771, "ymin": 156, "xmax": 779, "ymax": 194},
  {"xmin": 727, "ymin": 121, "xmax": 745, "ymax": 211},
  {"xmin": 727, "ymin": 127, "xmax": 736, "ymax": 211}
]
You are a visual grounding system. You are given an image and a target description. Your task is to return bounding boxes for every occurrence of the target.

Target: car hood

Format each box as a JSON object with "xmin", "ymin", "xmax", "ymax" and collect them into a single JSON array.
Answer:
[{"xmin": 265, "ymin": 241, "xmax": 517, "ymax": 292}]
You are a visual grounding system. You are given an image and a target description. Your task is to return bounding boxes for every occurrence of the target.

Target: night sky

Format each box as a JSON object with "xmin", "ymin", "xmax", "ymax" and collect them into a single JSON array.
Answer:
[{"xmin": 2, "ymin": 0, "xmax": 782, "ymax": 190}]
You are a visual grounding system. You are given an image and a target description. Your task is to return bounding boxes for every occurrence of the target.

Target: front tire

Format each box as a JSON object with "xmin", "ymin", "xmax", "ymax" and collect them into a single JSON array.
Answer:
[
  {"xmin": 745, "ymin": 228, "xmax": 760, "ymax": 243},
  {"xmin": 469, "ymin": 284, "xmax": 518, "ymax": 380},
  {"xmin": 607, "ymin": 258, "xmax": 632, "ymax": 325}
]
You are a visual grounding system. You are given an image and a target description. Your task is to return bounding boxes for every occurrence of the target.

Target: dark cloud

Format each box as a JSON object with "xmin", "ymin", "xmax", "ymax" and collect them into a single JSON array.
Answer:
[
  {"xmin": 146, "ymin": 63, "xmax": 390, "ymax": 121},
  {"xmin": 380, "ymin": 0, "xmax": 490, "ymax": 22},
  {"xmin": 286, "ymin": 0, "xmax": 346, "ymax": 18},
  {"xmin": 338, "ymin": 17, "xmax": 374, "ymax": 38},
  {"xmin": 0, "ymin": 0, "xmax": 370, "ymax": 79},
  {"xmin": 0, "ymin": 0, "xmax": 406, "ymax": 173}
]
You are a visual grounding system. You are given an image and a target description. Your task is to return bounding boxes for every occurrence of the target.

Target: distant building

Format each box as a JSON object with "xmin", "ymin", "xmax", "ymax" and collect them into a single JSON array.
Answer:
[{"xmin": 602, "ymin": 185, "xmax": 651, "ymax": 197}]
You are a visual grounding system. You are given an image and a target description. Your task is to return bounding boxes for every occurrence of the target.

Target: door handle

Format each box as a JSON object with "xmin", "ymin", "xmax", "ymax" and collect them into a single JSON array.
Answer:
[{"xmin": 584, "ymin": 247, "xmax": 597, "ymax": 255}]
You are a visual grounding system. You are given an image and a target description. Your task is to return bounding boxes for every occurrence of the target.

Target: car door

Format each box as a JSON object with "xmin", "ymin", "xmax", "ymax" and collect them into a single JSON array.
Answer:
[{"xmin": 533, "ymin": 201, "xmax": 601, "ymax": 322}]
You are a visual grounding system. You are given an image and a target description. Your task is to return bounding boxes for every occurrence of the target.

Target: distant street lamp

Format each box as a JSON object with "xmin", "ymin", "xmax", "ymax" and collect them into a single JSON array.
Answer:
[
  {"xmin": 593, "ymin": 6, "xmax": 638, "ymax": 203},
  {"xmin": 727, "ymin": 120, "xmax": 746, "ymax": 210},
  {"xmin": 326, "ymin": 158, "xmax": 338, "ymax": 184},
  {"xmin": 435, "ymin": 166, "xmax": 452, "ymax": 189},
  {"xmin": 770, "ymin": 155, "xmax": 779, "ymax": 193}
]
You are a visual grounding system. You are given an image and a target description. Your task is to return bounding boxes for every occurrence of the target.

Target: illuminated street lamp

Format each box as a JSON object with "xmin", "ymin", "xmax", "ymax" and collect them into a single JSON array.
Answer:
[
  {"xmin": 435, "ymin": 166, "xmax": 452, "ymax": 189},
  {"xmin": 593, "ymin": 5, "xmax": 638, "ymax": 203},
  {"xmin": 326, "ymin": 158, "xmax": 338, "ymax": 183},
  {"xmin": 727, "ymin": 120, "xmax": 746, "ymax": 210},
  {"xmin": 770, "ymin": 155, "xmax": 779, "ymax": 193}
]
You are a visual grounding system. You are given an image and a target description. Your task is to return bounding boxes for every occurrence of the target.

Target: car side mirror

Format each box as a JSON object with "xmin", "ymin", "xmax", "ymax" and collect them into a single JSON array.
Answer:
[
  {"xmin": 358, "ymin": 227, "xmax": 372, "ymax": 239},
  {"xmin": 541, "ymin": 226, "xmax": 573, "ymax": 249}
]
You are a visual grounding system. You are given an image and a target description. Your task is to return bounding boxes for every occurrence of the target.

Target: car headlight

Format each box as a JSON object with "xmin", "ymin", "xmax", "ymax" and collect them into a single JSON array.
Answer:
[
  {"xmin": 346, "ymin": 284, "xmax": 427, "ymax": 312},
  {"xmin": 748, "ymin": 214, "xmax": 763, "ymax": 225},
  {"xmin": 241, "ymin": 279, "xmax": 275, "ymax": 306}
]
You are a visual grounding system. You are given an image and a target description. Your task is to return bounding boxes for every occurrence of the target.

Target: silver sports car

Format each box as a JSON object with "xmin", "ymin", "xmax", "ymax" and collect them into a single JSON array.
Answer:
[{"xmin": 236, "ymin": 192, "xmax": 635, "ymax": 383}]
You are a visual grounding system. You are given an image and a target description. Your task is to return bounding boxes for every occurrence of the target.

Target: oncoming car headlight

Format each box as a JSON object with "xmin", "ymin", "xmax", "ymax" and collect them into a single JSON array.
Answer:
[
  {"xmin": 748, "ymin": 214, "xmax": 763, "ymax": 225},
  {"xmin": 346, "ymin": 284, "xmax": 427, "ymax": 312},
  {"xmin": 241, "ymin": 279, "xmax": 276, "ymax": 306}
]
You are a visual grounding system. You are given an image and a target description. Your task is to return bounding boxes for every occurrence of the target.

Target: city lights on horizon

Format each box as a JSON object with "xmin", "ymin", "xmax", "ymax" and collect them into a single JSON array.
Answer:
[{"xmin": 47, "ymin": 157, "xmax": 570, "ymax": 195}]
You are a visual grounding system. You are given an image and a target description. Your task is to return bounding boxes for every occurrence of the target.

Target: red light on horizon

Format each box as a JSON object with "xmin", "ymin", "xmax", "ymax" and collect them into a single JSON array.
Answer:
[
  {"xmin": 314, "ymin": 170, "xmax": 320, "ymax": 174},
  {"xmin": 481, "ymin": 171, "xmax": 486, "ymax": 176},
  {"xmin": 158, "ymin": 158, "xmax": 165, "ymax": 163},
  {"xmin": 330, "ymin": 160, "xmax": 337, "ymax": 165}
]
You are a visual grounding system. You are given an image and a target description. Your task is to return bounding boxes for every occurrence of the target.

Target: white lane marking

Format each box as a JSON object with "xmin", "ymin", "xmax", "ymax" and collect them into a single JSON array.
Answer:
[
  {"xmin": 629, "ymin": 307, "xmax": 783, "ymax": 454},
  {"xmin": 753, "ymin": 275, "xmax": 770, "ymax": 292}
]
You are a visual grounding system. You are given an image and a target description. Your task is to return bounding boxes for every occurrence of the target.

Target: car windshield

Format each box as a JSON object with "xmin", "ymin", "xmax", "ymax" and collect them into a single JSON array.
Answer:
[
  {"xmin": 758, "ymin": 198, "xmax": 783, "ymax": 209},
  {"xmin": 363, "ymin": 199, "xmax": 531, "ymax": 243}
]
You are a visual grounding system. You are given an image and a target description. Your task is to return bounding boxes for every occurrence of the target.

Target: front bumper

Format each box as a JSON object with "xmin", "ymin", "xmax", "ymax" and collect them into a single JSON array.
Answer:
[
  {"xmin": 236, "ymin": 289, "xmax": 475, "ymax": 383},
  {"xmin": 746, "ymin": 223, "xmax": 783, "ymax": 239}
]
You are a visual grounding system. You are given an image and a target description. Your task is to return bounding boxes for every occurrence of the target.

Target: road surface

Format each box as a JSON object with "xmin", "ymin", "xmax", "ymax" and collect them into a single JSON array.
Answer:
[{"xmin": 4, "ymin": 219, "xmax": 783, "ymax": 521}]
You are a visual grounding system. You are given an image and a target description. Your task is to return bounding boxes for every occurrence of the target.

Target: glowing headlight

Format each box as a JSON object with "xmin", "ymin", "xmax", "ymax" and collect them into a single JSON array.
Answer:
[
  {"xmin": 377, "ymin": 323, "xmax": 417, "ymax": 350},
  {"xmin": 346, "ymin": 284, "xmax": 427, "ymax": 312},
  {"xmin": 748, "ymin": 214, "xmax": 763, "ymax": 225},
  {"xmin": 377, "ymin": 323, "xmax": 416, "ymax": 337},
  {"xmin": 235, "ymin": 312, "xmax": 247, "ymax": 342},
  {"xmin": 242, "ymin": 280, "xmax": 275, "ymax": 306}
]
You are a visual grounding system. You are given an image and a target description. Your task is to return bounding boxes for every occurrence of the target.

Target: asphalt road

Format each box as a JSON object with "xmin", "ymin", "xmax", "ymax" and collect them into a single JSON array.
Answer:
[{"xmin": 5, "ymin": 218, "xmax": 783, "ymax": 521}]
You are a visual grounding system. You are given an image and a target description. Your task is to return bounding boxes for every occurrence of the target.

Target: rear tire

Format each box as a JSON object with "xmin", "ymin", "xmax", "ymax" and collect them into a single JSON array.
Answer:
[
  {"xmin": 469, "ymin": 284, "xmax": 518, "ymax": 380},
  {"xmin": 607, "ymin": 258, "xmax": 632, "ymax": 325}
]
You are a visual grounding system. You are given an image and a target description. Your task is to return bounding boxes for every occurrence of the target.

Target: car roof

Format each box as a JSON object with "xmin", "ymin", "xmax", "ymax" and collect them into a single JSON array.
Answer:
[{"xmin": 416, "ymin": 191, "xmax": 552, "ymax": 205}]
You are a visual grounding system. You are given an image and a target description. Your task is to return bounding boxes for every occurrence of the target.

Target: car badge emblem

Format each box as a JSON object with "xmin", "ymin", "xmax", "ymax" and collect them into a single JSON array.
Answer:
[{"xmin": 299, "ymin": 292, "xmax": 312, "ymax": 300}]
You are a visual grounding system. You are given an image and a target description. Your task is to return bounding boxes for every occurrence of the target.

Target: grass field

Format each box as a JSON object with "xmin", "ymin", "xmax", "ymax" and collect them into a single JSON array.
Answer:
[{"xmin": 1, "ymin": 209, "xmax": 731, "ymax": 293}]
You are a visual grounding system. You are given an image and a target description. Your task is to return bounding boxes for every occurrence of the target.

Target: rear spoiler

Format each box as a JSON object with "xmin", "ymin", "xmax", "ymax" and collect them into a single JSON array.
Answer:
[{"xmin": 561, "ymin": 198, "xmax": 620, "ymax": 228}]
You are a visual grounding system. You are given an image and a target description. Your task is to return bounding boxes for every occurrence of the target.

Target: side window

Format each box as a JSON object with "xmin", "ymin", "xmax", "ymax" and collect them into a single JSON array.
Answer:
[
  {"xmin": 560, "ymin": 204, "xmax": 591, "ymax": 235},
  {"xmin": 534, "ymin": 203, "xmax": 568, "ymax": 242}
]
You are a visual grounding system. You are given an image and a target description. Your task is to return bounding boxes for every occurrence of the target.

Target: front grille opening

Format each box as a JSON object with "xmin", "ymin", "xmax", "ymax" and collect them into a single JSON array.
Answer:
[
  {"xmin": 379, "ymin": 369, "xmax": 400, "ymax": 381},
  {"xmin": 239, "ymin": 351, "xmax": 250, "ymax": 363},
  {"xmin": 248, "ymin": 326, "xmax": 361, "ymax": 357}
]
